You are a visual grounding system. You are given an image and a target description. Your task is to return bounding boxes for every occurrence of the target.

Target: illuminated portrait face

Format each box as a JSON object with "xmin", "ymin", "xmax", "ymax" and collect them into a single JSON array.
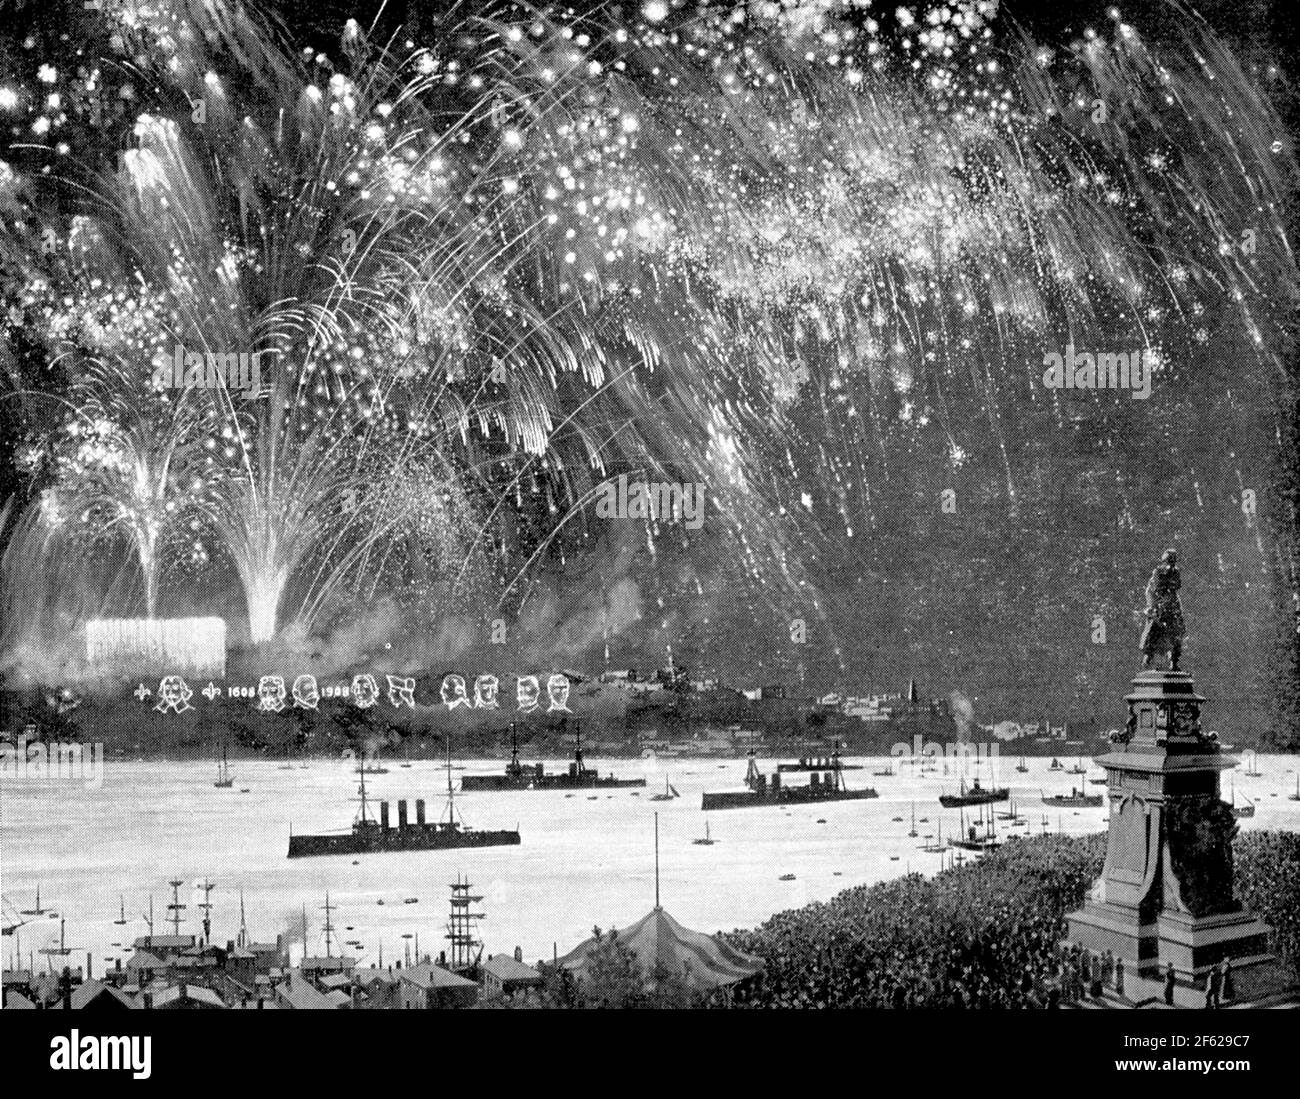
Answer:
[
  {"xmin": 155, "ymin": 675, "xmax": 194, "ymax": 714},
  {"xmin": 440, "ymin": 674, "xmax": 471, "ymax": 709},
  {"xmin": 516, "ymin": 674, "xmax": 540, "ymax": 713},
  {"xmin": 474, "ymin": 674, "xmax": 500, "ymax": 709},
  {"xmin": 292, "ymin": 674, "xmax": 320, "ymax": 710},
  {"xmin": 350, "ymin": 673, "xmax": 379, "ymax": 708},
  {"xmin": 257, "ymin": 675, "xmax": 287, "ymax": 713},
  {"xmin": 386, "ymin": 674, "xmax": 416, "ymax": 708},
  {"xmin": 546, "ymin": 673, "xmax": 571, "ymax": 712}
]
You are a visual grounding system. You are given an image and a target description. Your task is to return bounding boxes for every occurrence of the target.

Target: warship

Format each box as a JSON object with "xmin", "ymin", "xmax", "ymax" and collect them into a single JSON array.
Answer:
[
  {"xmin": 459, "ymin": 722, "xmax": 645, "ymax": 792},
  {"xmin": 777, "ymin": 743, "xmax": 864, "ymax": 772},
  {"xmin": 287, "ymin": 746, "xmax": 520, "ymax": 858},
  {"xmin": 701, "ymin": 749, "xmax": 877, "ymax": 811}
]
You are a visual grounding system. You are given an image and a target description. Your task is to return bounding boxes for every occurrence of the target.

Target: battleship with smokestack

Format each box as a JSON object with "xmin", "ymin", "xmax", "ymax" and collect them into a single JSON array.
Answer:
[
  {"xmin": 701, "ymin": 748, "xmax": 877, "ymax": 810},
  {"xmin": 460, "ymin": 721, "xmax": 645, "ymax": 791},
  {"xmin": 287, "ymin": 744, "xmax": 520, "ymax": 858}
]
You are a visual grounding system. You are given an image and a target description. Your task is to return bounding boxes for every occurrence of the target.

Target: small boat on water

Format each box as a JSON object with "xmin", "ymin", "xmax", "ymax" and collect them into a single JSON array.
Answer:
[
  {"xmin": 1067, "ymin": 757, "xmax": 1087, "ymax": 775},
  {"xmin": 692, "ymin": 820, "xmax": 716, "ymax": 846},
  {"xmin": 215, "ymin": 744, "xmax": 233, "ymax": 788},
  {"xmin": 1041, "ymin": 787, "xmax": 1103, "ymax": 808},
  {"xmin": 1049, "ymin": 758, "xmax": 1063, "ymax": 772},
  {"xmin": 1087, "ymin": 773, "xmax": 1108, "ymax": 786},
  {"xmin": 778, "ymin": 873, "xmax": 796, "ymax": 881},
  {"xmin": 650, "ymin": 776, "xmax": 680, "ymax": 802},
  {"xmin": 1228, "ymin": 777, "xmax": 1255, "ymax": 819},
  {"xmin": 873, "ymin": 761, "xmax": 895, "ymax": 776},
  {"xmin": 996, "ymin": 798, "xmax": 1022, "ymax": 822},
  {"xmin": 1015, "ymin": 756, "xmax": 1029, "ymax": 774},
  {"xmin": 1242, "ymin": 750, "xmax": 1262, "ymax": 777},
  {"xmin": 907, "ymin": 802, "xmax": 918, "ymax": 838},
  {"xmin": 1290, "ymin": 774, "xmax": 1300, "ymax": 802}
]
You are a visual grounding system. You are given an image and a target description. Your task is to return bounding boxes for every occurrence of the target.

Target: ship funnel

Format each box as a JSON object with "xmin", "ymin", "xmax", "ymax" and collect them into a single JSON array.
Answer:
[
  {"xmin": 397, "ymin": 799, "xmax": 408, "ymax": 828},
  {"xmin": 416, "ymin": 799, "xmax": 426, "ymax": 825},
  {"xmin": 380, "ymin": 801, "xmax": 390, "ymax": 831}
]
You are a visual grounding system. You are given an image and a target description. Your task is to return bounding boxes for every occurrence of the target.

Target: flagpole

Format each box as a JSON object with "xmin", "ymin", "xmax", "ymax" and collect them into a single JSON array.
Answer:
[{"xmin": 654, "ymin": 812, "xmax": 660, "ymax": 910}]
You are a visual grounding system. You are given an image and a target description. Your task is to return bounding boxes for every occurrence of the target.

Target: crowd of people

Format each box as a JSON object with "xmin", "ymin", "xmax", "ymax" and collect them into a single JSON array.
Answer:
[{"xmin": 724, "ymin": 831, "xmax": 1299, "ymax": 1008}]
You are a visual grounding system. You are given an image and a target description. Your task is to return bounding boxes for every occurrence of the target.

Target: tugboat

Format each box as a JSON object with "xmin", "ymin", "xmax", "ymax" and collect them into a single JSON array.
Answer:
[
  {"xmin": 287, "ymin": 743, "xmax": 520, "ymax": 858},
  {"xmin": 938, "ymin": 775, "xmax": 1009, "ymax": 808},
  {"xmin": 701, "ymin": 749, "xmax": 877, "ymax": 811},
  {"xmin": 460, "ymin": 722, "xmax": 645, "ymax": 791},
  {"xmin": 950, "ymin": 805, "xmax": 1000, "ymax": 853},
  {"xmin": 1041, "ymin": 787, "xmax": 1103, "ymax": 808}
]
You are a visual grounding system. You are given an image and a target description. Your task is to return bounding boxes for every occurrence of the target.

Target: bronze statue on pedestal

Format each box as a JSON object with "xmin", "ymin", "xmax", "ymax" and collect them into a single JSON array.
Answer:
[{"xmin": 1140, "ymin": 548, "xmax": 1185, "ymax": 670}]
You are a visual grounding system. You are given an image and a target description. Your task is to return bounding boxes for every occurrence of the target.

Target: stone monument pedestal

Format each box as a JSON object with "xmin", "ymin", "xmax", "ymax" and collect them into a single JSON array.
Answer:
[{"xmin": 1065, "ymin": 670, "xmax": 1297, "ymax": 1006}]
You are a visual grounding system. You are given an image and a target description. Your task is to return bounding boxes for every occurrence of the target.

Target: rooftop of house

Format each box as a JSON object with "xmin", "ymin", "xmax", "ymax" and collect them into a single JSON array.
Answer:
[
  {"xmin": 300, "ymin": 956, "xmax": 356, "ymax": 972},
  {"xmin": 399, "ymin": 962, "xmax": 477, "ymax": 991},
  {"xmin": 132, "ymin": 935, "xmax": 196, "ymax": 950},
  {"xmin": 481, "ymin": 955, "xmax": 542, "ymax": 982},
  {"xmin": 150, "ymin": 984, "xmax": 227, "ymax": 1009},
  {"xmin": 277, "ymin": 972, "xmax": 341, "ymax": 1010},
  {"xmin": 70, "ymin": 979, "xmax": 138, "ymax": 1010}
]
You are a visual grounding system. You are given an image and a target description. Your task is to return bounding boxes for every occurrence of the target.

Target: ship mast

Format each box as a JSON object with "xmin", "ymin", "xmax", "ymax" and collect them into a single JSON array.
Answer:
[
  {"xmin": 352, "ymin": 760, "xmax": 375, "ymax": 826},
  {"xmin": 320, "ymin": 892, "xmax": 338, "ymax": 959},
  {"xmin": 197, "ymin": 878, "xmax": 215, "ymax": 945},
  {"xmin": 445, "ymin": 874, "xmax": 483, "ymax": 973},
  {"xmin": 166, "ymin": 879, "xmax": 186, "ymax": 937},
  {"xmin": 573, "ymin": 719, "xmax": 586, "ymax": 776},
  {"xmin": 441, "ymin": 735, "xmax": 461, "ymax": 827}
]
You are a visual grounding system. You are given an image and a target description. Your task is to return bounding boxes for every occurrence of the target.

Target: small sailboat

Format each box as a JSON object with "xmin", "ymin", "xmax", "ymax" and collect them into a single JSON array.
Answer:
[
  {"xmin": 1242, "ymin": 749, "xmax": 1261, "ymax": 777},
  {"xmin": 1229, "ymin": 776, "xmax": 1255, "ymax": 819},
  {"xmin": 1015, "ymin": 756, "xmax": 1029, "ymax": 774},
  {"xmin": 650, "ymin": 776, "xmax": 680, "ymax": 802},
  {"xmin": 215, "ymin": 744, "xmax": 233, "ymax": 788},
  {"xmin": 113, "ymin": 896, "xmax": 127, "ymax": 927},
  {"xmin": 1067, "ymin": 757, "xmax": 1086, "ymax": 775},
  {"xmin": 692, "ymin": 819, "xmax": 716, "ymax": 846},
  {"xmin": 1289, "ymin": 773, "xmax": 1300, "ymax": 802},
  {"xmin": 1049, "ymin": 757, "xmax": 1063, "ymax": 772},
  {"xmin": 907, "ymin": 802, "xmax": 918, "ymax": 838},
  {"xmin": 873, "ymin": 760, "xmax": 895, "ymax": 776},
  {"xmin": 20, "ymin": 885, "xmax": 51, "ymax": 917},
  {"xmin": 997, "ymin": 797, "xmax": 1021, "ymax": 822}
]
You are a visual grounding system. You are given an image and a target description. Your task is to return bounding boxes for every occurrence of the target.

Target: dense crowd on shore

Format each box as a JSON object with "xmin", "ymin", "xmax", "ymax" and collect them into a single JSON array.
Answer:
[{"xmin": 722, "ymin": 832, "xmax": 1300, "ymax": 1009}]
